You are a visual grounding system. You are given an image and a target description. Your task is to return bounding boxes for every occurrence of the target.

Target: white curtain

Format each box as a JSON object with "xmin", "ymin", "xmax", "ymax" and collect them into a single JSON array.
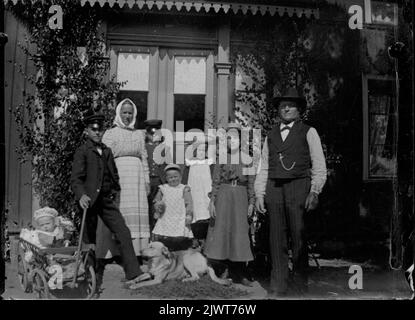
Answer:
[
  {"xmin": 117, "ymin": 52, "xmax": 149, "ymax": 91},
  {"xmin": 174, "ymin": 56, "xmax": 206, "ymax": 94}
]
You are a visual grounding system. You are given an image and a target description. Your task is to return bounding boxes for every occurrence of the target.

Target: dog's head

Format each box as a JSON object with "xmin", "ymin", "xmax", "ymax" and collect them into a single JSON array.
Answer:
[{"xmin": 141, "ymin": 241, "xmax": 170, "ymax": 259}]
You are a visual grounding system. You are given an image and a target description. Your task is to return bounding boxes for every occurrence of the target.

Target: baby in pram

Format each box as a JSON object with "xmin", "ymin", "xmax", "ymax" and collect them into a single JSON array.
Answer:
[
  {"xmin": 19, "ymin": 207, "xmax": 84, "ymax": 286},
  {"xmin": 20, "ymin": 207, "xmax": 74, "ymax": 249}
]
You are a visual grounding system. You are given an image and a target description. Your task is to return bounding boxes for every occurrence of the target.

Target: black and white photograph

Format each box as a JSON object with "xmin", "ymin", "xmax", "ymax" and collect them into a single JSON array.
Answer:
[{"xmin": 0, "ymin": 0, "xmax": 414, "ymax": 305}]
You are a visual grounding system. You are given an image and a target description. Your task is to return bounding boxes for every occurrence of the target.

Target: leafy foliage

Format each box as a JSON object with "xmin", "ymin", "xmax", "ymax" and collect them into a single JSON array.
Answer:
[
  {"xmin": 233, "ymin": 19, "xmax": 316, "ymax": 134},
  {"xmin": 232, "ymin": 16, "xmax": 362, "ymax": 163},
  {"xmin": 10, "ymin": 0, "xmax": 121, "ymax": 219}
]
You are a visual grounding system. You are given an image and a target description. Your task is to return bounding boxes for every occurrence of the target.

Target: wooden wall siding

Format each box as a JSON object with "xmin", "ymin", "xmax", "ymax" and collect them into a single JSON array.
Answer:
[
  {"xmin": 106, "ymin": 15, "xmax": 218, "ymax": 49},
  {"xmin": 4, "ymin": 11, "xmax": 35, "ymax": 233}
]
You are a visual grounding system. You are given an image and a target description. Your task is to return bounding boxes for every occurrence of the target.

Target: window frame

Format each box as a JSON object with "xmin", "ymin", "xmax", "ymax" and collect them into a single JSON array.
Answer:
[
  {"xmin": 362, "ymin": 73, "xmax": 397, "ymax": 181},
  {"xmin": 167, "ymin": 49, "xmax": 214, "ymax": 133},
  {"xmin": 110, "ymin": 45, "xmax": 158, "ymax": 120},
  {"xmin": 110, "ymin": 46, "xmax": 214, "ymax": 133}
]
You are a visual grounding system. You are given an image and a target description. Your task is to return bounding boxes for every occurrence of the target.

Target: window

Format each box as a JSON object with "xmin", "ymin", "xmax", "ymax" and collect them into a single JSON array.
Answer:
[
  {"xmin": 174, "ymin": 94, "xmax": 205, "ymax": 132},
  {"xmin": 116, "ymin": 52, "xmax": 149, "ymax": 129},
  {"xmin": 173, "ymin": 56, "xmax": 206, "ymax": 131},
  {"xmin": 362, "ymin": 75, "xmax": 397, "ymax": 179},
  {"xmin": 111, "ymin": 47, "xmax": 214, "ymax": 132},
  {"xmin": 369, "ymin": 1, "xmax": 398, "ymax": 26}
]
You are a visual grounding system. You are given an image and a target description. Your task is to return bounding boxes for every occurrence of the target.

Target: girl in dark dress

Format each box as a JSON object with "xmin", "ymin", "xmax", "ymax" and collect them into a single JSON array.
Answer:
[{"xmin": 204, "ymin": 123, "xmax": 255, "ymax": 286}]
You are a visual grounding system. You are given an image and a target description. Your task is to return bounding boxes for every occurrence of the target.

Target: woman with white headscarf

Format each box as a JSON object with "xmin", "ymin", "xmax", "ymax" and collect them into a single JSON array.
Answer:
[{"xmin": 95, "ymin": 98, "xmax": 150, "ymax": 271}]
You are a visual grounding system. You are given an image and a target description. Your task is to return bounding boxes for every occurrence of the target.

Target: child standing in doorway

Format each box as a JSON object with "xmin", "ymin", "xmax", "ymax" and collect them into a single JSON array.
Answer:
[{"xmin": 184, "ymin": 138, "xmax": 214, "ymax": 249}]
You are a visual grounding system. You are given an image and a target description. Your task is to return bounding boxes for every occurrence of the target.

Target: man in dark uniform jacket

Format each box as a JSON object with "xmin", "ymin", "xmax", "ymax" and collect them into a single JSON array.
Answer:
[
  {"xmin": 255, "ymin": 88, "xmax": 327, "ymax": 296},
  {"xmin": 144, "ymin": 119, "xmax": 172, "ymax": 231},
  {"xmin": 71, "ymin": 113, "xmax": 149, "ymax": 286}
]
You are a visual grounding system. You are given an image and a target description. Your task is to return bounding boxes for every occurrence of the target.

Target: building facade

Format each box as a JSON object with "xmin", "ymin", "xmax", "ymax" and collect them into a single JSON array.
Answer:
[{"xmin": 3, "ymin": 0, "xmax": 413, "ymax": 266}]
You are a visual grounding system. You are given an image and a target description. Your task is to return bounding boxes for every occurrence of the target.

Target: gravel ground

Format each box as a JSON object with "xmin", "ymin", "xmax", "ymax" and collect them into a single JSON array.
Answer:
[{"xmin": 3, "ymin": 259, "xmax": 413, "ymax": 300}]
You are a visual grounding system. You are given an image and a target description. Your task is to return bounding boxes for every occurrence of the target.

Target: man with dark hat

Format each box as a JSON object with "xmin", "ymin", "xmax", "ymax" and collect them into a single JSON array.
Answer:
[
  {"xmin": 144, "ymin": 119, "xmax": 173, "ymax": 231},
  {"xmin": 71, "ymin": 113, "xmax": 149, "ymax": 288},
  {"xmin": 254, "ymin": 87, "xmax": 327, "ymax": 296}
]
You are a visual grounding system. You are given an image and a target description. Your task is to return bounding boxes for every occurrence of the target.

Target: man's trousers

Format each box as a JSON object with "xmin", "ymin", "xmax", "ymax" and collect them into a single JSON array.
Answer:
[
  {"xmin": 83, "ymin": 193, "xmax": 140, "ymax": 280},
  {"xmin": 265, "ymin": 177, "xmax": 310, "ymax": 293}
]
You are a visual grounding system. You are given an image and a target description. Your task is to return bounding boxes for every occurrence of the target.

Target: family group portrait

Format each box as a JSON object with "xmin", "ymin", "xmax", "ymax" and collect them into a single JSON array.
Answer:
[{"xmin": 0, "ymin": 0, "xmax": 414, "ymax": 302}]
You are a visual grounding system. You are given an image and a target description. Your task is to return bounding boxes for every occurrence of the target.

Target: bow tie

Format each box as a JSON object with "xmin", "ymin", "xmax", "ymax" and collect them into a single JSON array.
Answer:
[
  {"xmin": 93, "ymin": 141, "xmax": 105, "ymax": 148},
  {"xmin": 280, "ymin": 126, "xmax": 291, "ymax": 132}
]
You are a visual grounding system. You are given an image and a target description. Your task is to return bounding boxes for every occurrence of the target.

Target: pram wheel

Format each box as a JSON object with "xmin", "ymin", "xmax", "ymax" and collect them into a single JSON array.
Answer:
[
  {"xmin": 17, "ymin": 248, "xmax": 31, "ymax": 293},
  {"xmin": 84, "ymin": 265, "xmax": 97, "ymax": 299},
  {"xmin": 32, "ymin": 269, "xmax": 50, "ymax": 299}
]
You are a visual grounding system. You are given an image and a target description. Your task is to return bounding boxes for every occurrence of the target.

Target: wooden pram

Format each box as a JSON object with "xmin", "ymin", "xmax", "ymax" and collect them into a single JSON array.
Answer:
[{"xmin": 17, "ymin": 208, "xmax": 96, "ymax": 299}]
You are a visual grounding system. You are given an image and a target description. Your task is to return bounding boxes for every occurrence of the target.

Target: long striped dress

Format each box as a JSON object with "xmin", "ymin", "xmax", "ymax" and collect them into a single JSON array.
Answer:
[{"xmin": 95, "ymin": 127, "xmax": 150, "ymax": 258}]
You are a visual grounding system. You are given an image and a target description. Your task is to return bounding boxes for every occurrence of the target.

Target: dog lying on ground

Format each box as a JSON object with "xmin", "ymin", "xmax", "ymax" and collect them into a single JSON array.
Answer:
[{"xmin": 129, "ymin": 241, "xmax": 232, "ymax": 289}]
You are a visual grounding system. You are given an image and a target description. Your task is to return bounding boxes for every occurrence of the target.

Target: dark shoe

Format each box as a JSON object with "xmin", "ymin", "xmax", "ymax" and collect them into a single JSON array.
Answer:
[
  {"xmin": 268, "ymin": 281, "xmax": 288, "ymax": 297},
  {"xmin": 92, "ymin": 287, "xmax": 104, "ymax": 299},
  {"xmin": 289, "ymin": 274, "xmax": 309, "ymax": 296},
  {"xmin": 231, "ymin": 275, "xmax": 254, "ymax": 287},
  {"xmin": 240, "ymin": 277, "xmax": 254, "ymax": 287},
  {"xmin": 267, "ymin": 289, "xmax": 288, "ymax": 298}
]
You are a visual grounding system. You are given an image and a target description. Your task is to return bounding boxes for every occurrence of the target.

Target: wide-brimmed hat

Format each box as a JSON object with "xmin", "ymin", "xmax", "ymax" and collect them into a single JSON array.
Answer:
[{"xmin": 273, "ymin": 87, "xmax": 307, "ymax": 112}]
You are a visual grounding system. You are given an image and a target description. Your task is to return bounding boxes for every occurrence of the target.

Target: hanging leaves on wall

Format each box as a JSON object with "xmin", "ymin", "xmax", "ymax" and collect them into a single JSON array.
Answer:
[{"xmin": 9, "ymin": 0, "xmax": 122, "ymax": 219}]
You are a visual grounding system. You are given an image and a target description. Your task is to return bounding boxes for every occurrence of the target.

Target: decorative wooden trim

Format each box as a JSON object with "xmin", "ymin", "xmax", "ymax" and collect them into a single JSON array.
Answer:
[
  {"xmin": 215, "ymin": 62, "xmax": 232, "ymax": 75},
  {"xmin": 4, "ymin": 0, "xmax": 320, "ymax": 19},
  {"xmin": 79, "ymin": 0, "xmax": 320, "ymax": 19},
  {"xmin": 107, "ymin": 33, "xmax": 218, "ymax": 50}
]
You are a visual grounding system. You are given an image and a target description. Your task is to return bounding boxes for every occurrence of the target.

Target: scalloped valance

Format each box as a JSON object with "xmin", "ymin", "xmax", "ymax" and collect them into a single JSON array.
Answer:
[{"xmin": 4, "ymin": 0, "xmax": 319, "ymax": 19}]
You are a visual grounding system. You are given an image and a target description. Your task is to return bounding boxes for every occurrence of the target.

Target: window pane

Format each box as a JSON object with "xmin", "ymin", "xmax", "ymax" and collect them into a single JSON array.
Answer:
[
  {"xmin": 371, "ymin": 2, "xmax": 397, "ymax": 25},
  {"xmin": 117, "ymin": 53, "xmax": 149, "ymax": 91},
  {"xmin": 174, "ymin": 56, "xmax": 206, "ymax": 94},
  {"xmin": 117, "ymin": 91, "xmax": 148, "ymax": 129},
  {"xmin": 174, "ymin": 94, "xmax": 205, "ymax": 132},
  {"xmin": 369, "ymin": 145, "xmax": 396, "ymax": 177},
  {"xmin": 367, "ymin": 78, "xmax": 396, "ymax": 178}
]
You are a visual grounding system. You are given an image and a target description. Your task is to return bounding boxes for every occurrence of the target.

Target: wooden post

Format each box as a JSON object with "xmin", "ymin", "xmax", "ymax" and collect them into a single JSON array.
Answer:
[
  {"xmin": 215, "ymin": 21, "xmax": 232, "ymax": 128},
  {"xmin": 1, "ymin": 1, "xmax": 8, "ymax": 297}
]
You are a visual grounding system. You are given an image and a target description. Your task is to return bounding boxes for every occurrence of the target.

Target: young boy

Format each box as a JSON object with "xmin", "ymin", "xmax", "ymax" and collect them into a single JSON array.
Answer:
[{"xmin": 71, "ymin": 113, "xmax": 149, "ymax": 286}]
